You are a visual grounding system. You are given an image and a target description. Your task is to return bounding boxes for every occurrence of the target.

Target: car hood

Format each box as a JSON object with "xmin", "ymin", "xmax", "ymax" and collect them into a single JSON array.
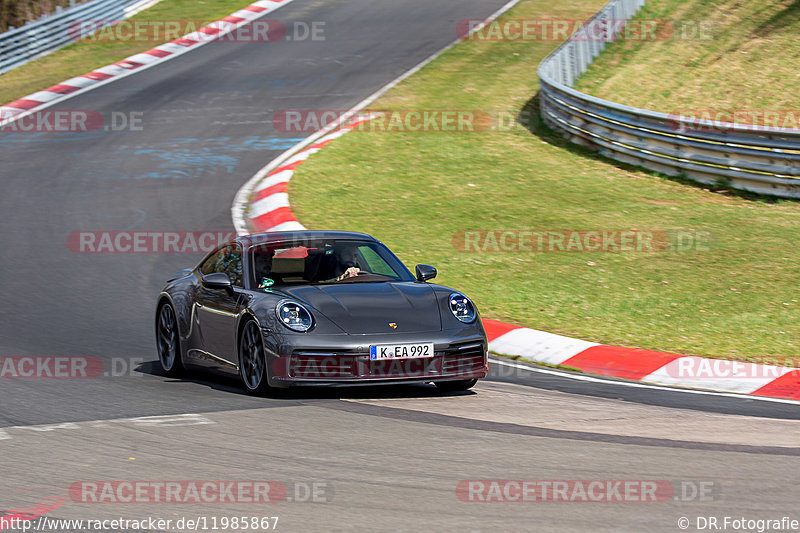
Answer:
[{"xmin": 281, "ymin": 282, "xmax": 442, "ymax": 334}]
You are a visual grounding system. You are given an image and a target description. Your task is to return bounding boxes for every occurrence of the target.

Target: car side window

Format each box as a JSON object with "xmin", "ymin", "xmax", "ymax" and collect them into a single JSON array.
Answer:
[
  {"xmin": 198, "ymin": 245, "xmax": 243, "ymax": 287},
  {"xmin": 199, "ymin": 250, "xmax": 224, "ymax": 276},
  {"xmin": 217, "ymin": 244, "xmax": 243, "ymax": 287}
]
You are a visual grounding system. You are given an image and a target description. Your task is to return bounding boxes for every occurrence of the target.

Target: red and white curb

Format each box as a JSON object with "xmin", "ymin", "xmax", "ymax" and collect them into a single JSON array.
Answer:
[
  {"xmin": 483, "ymin": 319, "xmax": 800, "ymax": 401},
  {"xmin": 0, "ymin": 0, "xmax": 295, "ymax": 127},
  {"xmin": 237, "ymin": 119, "xmax": 800, "ymax": 403}
]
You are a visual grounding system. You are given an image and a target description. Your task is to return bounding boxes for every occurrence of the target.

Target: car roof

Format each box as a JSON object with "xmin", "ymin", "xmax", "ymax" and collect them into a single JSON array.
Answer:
[{"xmin": 237, "ymin": 230, "xmax": 379, "ymax": 249}]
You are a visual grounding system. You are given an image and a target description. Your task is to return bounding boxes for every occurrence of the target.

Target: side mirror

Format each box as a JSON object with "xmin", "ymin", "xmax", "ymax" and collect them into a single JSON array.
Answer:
[
  {"xmin": 201, "ymin": 272, "xmax": 234, "ymax": 294},
  {"xmin": 415, "ymin": 264, "xmax": 437, "ymax": 282}
]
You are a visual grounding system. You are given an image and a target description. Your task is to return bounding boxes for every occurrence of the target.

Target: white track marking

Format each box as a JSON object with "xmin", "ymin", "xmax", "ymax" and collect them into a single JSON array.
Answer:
[
  {"xmin": 0, "ymin": 413, "xmax": 214, "ymax": 441},
  {"xmin": 14, "ymin": 422, "xmax": 81, "ymax": 432},
  {"xmin": 126, "ymin": 414, "xmax": 215, "ymax": 427}
]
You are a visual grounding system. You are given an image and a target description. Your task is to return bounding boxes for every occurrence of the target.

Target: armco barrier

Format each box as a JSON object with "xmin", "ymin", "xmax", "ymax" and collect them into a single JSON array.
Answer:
[
  {"xmin": 0, "ymin": 0, "xmax": 159, "ymax": 74},
  {"xmin": 537, "ymin": 0, "xmax": 800, "ymax": 198}
]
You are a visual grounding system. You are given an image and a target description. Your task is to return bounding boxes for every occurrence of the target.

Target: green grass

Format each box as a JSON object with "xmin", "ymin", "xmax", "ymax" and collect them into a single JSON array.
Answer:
[
  {"xmin": 0, "ymin": 0, "xmax": 256, "ymax": 105},
  {"xmin": 574, "ymin": 0, "xmax": 800, "ymax": 125},
  {"xmin": 289, "ymin": 0, "xmax": 800, "ymax": 366}
]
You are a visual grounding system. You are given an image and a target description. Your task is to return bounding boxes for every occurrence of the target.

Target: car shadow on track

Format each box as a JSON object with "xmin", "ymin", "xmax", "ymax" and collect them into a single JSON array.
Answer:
[{"xmin": 136, "ymin": 359, "xmax": 477, "ymax": 400}]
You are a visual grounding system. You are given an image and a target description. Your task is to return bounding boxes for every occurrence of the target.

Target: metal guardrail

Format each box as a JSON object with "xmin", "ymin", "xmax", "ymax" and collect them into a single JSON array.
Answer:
[
  {"xmin": 537, "ymin": 0, "xmax": 800, "ymax": 198},
  {"xmin": 0, "ymin": 0, "xmax": 158, "ymax": 75}
]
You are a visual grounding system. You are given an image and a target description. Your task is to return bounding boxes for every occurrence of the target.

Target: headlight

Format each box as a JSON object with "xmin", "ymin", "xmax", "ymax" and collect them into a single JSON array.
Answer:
[
  {"xmin": 449, "ymin": 293, "xmax": 476, "ymax": 323},
  {"xmin": 275, "ymin": 300, "xmax": 314, "ymax": 332}
]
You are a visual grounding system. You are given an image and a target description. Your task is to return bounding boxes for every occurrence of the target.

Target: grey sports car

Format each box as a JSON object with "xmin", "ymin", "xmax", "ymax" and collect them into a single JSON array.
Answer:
[{"xmin": 155, "ymin": 231, "xmax": 488, "ymax": 394}]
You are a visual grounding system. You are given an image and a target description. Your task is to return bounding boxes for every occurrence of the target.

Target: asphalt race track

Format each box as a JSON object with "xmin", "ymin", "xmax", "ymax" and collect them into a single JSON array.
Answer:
[{"xmin": 1, "ymin": 0, "xmax": 798, "ymax": 531}]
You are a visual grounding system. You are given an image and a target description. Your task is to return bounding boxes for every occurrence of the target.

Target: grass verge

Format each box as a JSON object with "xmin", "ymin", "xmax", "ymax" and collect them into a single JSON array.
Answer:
[
  {"xmin": 0, "ymin": 0, "xmax": 256, "ymax": 105},
  {"xmin": 574, "ymin": 0, "xmax": 800, "ymax": 125},
  {"xmin": 289, "ymin": 0, "xmax": 800, "ymax": 366}
]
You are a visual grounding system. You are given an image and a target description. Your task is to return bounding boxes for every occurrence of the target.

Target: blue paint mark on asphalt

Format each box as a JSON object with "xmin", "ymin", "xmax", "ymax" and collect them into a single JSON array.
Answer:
[
  {"xmin": 105, "ymin": 136, "xmax": 305, "ymax": 179},
  {"xmin": 2, "ymin": 135, "xmax": 305, "ymax": 180}
]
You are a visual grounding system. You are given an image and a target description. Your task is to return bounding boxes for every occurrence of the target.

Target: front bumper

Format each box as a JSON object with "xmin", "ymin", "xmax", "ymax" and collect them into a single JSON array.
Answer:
[{"xmin": 264, "ymin": 333, "xmax": 488, "ymax": 388}]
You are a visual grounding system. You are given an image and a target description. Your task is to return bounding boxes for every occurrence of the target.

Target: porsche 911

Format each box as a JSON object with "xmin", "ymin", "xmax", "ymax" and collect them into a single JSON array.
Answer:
[{"xmin": 155, "ymin": 231, "xmax": 488, "ymax": 394}]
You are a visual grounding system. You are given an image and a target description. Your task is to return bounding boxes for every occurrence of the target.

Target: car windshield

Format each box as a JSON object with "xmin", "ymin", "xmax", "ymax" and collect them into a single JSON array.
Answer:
[{"xmin": 249, "ymin": 238, "xmax": 415, "ymax": 288}]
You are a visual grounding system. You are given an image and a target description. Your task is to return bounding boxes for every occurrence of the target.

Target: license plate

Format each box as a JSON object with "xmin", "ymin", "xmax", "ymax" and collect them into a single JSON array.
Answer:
[{"xmin": 369, "ymin": 343, "xmax": 434, "ymax": 360}]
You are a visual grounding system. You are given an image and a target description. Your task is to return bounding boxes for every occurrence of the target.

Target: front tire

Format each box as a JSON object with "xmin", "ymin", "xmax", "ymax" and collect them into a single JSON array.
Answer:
[
  {"xmin": 239, "ymin": 320, "xmax": 271, "ymax": 395},
  {"xmin": 434, "ymin": 379, "xmax": 478, "ymax": 392},
  {"xmin": 156, "ymin": 302, "xmax": 184, "ymax": 377}
]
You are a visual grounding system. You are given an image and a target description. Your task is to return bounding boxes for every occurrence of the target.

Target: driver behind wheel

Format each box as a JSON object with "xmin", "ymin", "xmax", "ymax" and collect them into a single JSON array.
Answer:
[{"xmin": 335, "ymin": 245, "xmax": 361, "ymax": 280}]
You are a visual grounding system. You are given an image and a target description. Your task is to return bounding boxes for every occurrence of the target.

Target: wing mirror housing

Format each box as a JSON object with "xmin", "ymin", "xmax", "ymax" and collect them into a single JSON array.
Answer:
[
  {"xmin": 201, "ymin": 272, "xmax": 234, "ymax": 295},
  {"xmin": 415, "ymin": 264, "xmax": 437, "ymax": 282}
]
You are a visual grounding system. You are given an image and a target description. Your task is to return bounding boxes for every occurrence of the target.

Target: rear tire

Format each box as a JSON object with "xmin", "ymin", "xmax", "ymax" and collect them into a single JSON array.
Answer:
[
  {"xmin": 156, "ymin": 302, "xmax": 184, "ymax": 377},
  {"xmin": 239, "ymin": 320, "xmax": 271, "ymax": 396},
  {"xmin": 434, "ymin": 379, "xmax": 478, "ymax": 392}
]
